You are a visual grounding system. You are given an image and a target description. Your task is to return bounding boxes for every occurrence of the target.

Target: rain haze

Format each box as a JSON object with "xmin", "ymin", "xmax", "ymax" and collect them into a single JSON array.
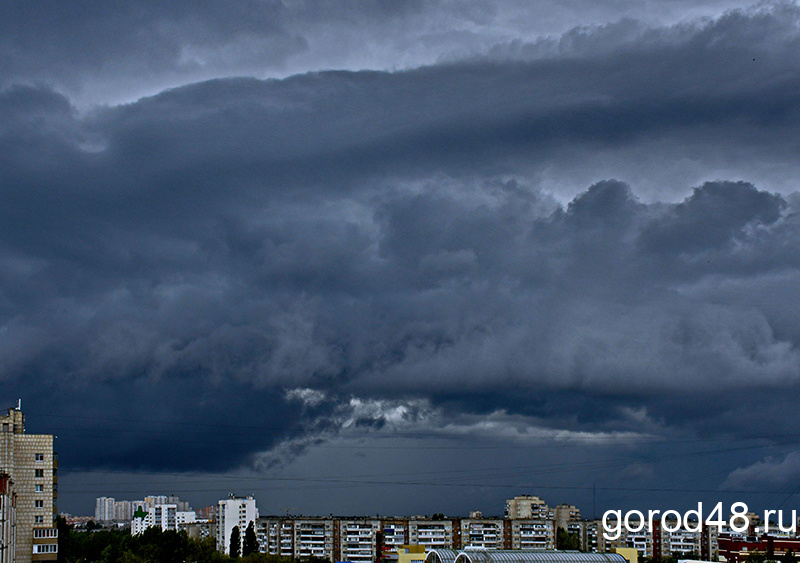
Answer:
[{"xmin": 3, "ymin": 0, "xmax": 800, "ymax": 518}]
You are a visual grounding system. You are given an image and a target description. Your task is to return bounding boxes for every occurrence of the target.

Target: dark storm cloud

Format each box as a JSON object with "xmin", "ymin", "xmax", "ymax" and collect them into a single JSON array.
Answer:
[
  {"xmin": 0, "ymin": 0, "xmax": 764, "ymax": 106},
  {"xmin": 2, "ymin": 3, "xmax": 800, "ymax": 500}
]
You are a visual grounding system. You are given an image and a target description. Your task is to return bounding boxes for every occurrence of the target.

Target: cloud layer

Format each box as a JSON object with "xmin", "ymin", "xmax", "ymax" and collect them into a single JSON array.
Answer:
[{"xmin": 3, "ymin": 1, "xmax": 800, "ymax": 515}]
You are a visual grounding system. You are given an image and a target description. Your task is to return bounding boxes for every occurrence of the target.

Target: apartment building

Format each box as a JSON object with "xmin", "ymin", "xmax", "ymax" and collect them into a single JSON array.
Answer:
[
  {"xmin": 584, "ymin": 521, "xmax": 602, "ymax": 553},
  {"xmin": 409, "ymin": 519, "xmax": 456, "ymax": 549},
  {"xmin": 510, "ymin": 519, "xmax": 556, "ymax": 550},
  {"xmin": 257, "ymin": 518, "xmax": 293, "ymax": 556},
  {"xmin": 217, "ymin": 495, "xmax": 258, "ymax": 555},
  {"xmin": 335, "ymin": 519, "xmax": 381, "ymax": 562},
  {"xmin": 0, "ymin": 473, "xmax": 15, "ymax": 563},
  {"xmin": 652, "ymin": 519, "xmax": 718, "ymax": 560},
  {"xmin": 381, "ymin": 520, "xmax": 409, "ymax": 550},
  {"xmin": 0, "ymin": 406, "xmax": 58, "ymax": 563},
  {"xmin": 554, "ymin": 505, "xmax": 581, "ymax": 530},
  {"xmin": 95, "ymin": 497, "xmax": 115, "ymax": 522},
  {"xmin": 460, "ymin": 519, "xmax": 506, "ymax": 549},
  {"xmin": 506, "ymin": 496, "xmax": 552, "ymax": 520},
  {"xmin": 130, "ymin": 503, "xmax": 195, "ymax": 535},
  {"xmin": 295, "ymin": 519, "xmax": 334, "ymax": 559}
]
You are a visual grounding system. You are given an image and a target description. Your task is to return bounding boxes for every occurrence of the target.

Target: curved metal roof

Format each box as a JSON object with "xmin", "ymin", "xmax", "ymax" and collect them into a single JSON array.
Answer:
[
  {"xmin": 453, "ymin": 550, "xmax": 628, "ymax": 563},
  {"xmin": 425, "ymin": 549, "xmax": 461, "ymax": 563}
]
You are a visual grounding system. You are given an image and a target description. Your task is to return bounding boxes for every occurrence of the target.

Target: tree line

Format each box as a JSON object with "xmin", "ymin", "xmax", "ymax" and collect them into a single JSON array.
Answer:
[{"xmin": 56, "ymin": 517, "xmax": 330, "ymax": 563}]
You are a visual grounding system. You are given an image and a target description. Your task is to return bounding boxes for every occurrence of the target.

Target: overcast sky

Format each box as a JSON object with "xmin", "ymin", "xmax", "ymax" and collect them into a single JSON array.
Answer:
[{"xmin": 4, "ymin": 0, "xmax": 800, "ymax": 518}]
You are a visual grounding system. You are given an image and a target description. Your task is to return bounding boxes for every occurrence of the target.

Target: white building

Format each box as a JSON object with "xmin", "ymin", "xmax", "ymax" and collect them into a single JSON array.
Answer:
[
  {"xmin": 177, "ymin": 511, "xmax": 197, "ymax": 525},
  {"xmin": 131, "ymin": 504, "xmax": 184, "ymax": 535},
  {"xmin": 217, "ymin": 495, "xmax": 258, "ymax": 555},
  {"xmin": 95, "ymin": 497, "xmax": 115, "ymax": 522}
]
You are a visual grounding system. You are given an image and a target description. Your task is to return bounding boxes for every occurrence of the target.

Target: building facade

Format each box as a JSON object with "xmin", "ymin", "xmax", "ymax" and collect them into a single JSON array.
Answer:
[
  {"xmin": 0, "ymin": 406, "xmax": 57, "ymax": 563},
  {"xmin": 95, "ymin": 497, "xmax": 115, "ymax": 522},
  {"xmin": 510, "ymin": 519, "xmax": 556, "ymax": 550},
  {"xmin": 506, "ymin": 497, "xmax": 553, "ymax": 520},
  {"xmin": 217, "ymin": 495, "xmax": 258, "ymax": 555},
  {"xmin": 409, "ymin": 519, "xmax": 456, "ymax": 549},
  {"xmin": 336, "ymin": 519, "xmax": 381, "ymax": 562},
  {"xmin": 0, "ymin": 473, "xmax": 15, "ymax": 563}
]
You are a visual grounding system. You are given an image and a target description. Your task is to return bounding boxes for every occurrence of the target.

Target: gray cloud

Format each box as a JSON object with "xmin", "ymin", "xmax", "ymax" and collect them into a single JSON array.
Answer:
[
  {"xmin": 0, "ymin": 0, "xmax": 766, "ymax": 106},
  {"xmin": 4, "ymin": 1, "xmax": 800, "ymax": 516},
  {"xmin": 724, "ymin": 451, "xmax": 800, "ymax": 488}
]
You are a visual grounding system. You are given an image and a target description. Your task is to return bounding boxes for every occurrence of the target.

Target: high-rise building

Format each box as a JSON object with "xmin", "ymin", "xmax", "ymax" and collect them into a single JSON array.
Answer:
[
  {"xmin": 114, "ymin": 500, "xmax": 133, "ymax": 522},
  {"xmin": 95, "ymin": 497, "xmax": 115, "ymax": 522},
  {"xmin": 0, "ymin": 405, "xmax": 58, "ymax": 562},
  {"xmin": 554, "ymin": 504, "xmax": 582, "ymax": 531},
  {"xmin": 1, "ymin": 473, "xmax": 16, "ymax": 563},
  {"xmin": 505, "ymin": 496, "xmax": 552, "ymax": 520},
  {"xmin": 217, "ymin": 495, "xmax": 258, "ymax": 555}
]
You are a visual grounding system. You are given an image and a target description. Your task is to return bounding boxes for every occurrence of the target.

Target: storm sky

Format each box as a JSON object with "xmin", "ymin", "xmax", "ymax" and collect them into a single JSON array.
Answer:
[{"xmin": 4, "ymin": 0, "xmax": 800, "ymax": 518}]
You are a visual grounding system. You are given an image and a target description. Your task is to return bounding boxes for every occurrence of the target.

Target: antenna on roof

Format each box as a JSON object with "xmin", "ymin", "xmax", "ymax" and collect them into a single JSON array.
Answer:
[{"xmin": 17, "ymin": 399, "xmax": 21, "ymax": 411}]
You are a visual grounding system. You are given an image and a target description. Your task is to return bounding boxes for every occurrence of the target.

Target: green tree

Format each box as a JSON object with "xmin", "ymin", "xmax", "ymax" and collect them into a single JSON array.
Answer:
[
  {"xmin": 243, "ymin": 522, "xmax": 258, "ymax": 556},
  {"xmin": 230, "ymin": 525, "xmax": 242, "ymax": 558},
  {"xmin": 556, "ymin": 527, "xmax": 581, "ymax": 551}
]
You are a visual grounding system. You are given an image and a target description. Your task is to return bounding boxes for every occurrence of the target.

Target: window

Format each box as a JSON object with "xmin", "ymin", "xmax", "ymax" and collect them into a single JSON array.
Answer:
[
  {"xmin": 34, "ymin": 515, "xmax": 44, "ymax": 524},
  {"xmin": 35, "ymin": 453, "xmax": 44, "ymax": 461},
  {"xmin": 35, "ymin": 500, "xmax": 44, "ymax": 508},
  {"xmin": 33, "ymin": 544, "xmax": 58, "ymax": 553},
  {"xmin": 35, "ymin": 484, "xmax": 44, "ymax": 492},
  {"xmin": 35, "ymin": 469, "xmax": 44, "ymax": 478}
]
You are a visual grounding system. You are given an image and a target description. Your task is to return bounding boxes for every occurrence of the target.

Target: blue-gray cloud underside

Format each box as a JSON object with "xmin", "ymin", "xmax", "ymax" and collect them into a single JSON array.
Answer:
[{"xmin": 3, "ymin": 4, "xmax": 800, "ymax": 488}]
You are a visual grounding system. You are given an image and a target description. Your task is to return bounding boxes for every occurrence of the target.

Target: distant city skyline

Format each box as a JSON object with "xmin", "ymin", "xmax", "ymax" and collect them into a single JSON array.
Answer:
[{"xmin": 4, "ymin": 0, "xmax": 800, "ymax": 521}]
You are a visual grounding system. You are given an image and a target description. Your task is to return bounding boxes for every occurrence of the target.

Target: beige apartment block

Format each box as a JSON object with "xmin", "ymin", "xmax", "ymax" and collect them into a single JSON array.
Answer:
[
  {"xmin": 1, "ymin": 473, "xmax": 15, "ymax": 563},
  {"xmin": 0, "ymin": 406, "xmax": 58, "ymax": 562},
  {"xmin": 505, "ymin": 496, "xmax": 553, "ymax": 520},
  {"xmin": 510, "ymin": 519, "xmax": 556, "ymax": 550},
  {"xmin": 554, "ymin": 504, "xmax": 582, "ymax": 531},
  {"xmin": 408, "ymin": 519, "xmax": 455, "ymax": 549}
]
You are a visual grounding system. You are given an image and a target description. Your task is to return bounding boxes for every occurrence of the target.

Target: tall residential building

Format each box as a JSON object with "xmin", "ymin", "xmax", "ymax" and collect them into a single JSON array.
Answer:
[
  {"xmin": 554, "ymin": 504, "xmax": 582, "ymax": 531},
  {"xmin": 505, "ymin": 496, "xmax": 552, "ymax": 520},
  {"xmin": 95, "ymin": 497, "xmax": 116, "ymax": 522},
  {"xmin": 131, "ymin": 504, "xmax": 177, "ymax": 535},
  {"xmin": 1, "ymin": 473, "xmax": 15, "ymax": 563},
  {"xmin": 0, "ymin": 406, "xmax": 58, "ymax": 562},
  {"xmin": 114, "ymin": 500, "xmax": 133, "ymax": 522},
  {"xmin": 217, "ymin": 495, "xmax": 258, "ymax": 555}
]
